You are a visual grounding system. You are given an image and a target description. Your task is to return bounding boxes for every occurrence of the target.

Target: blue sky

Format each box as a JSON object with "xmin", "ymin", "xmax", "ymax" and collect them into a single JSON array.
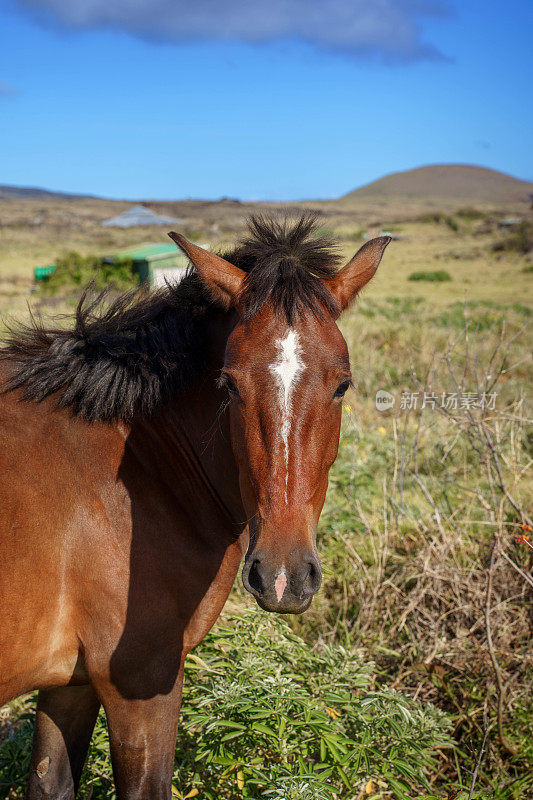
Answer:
[{"xmin": 0, "ymin": 0, "xmax": 531, "ymax": 200}]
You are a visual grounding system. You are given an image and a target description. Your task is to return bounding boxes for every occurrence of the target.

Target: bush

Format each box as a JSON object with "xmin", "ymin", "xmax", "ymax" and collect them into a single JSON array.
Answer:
[
  {"xmin": 417, "ymin": 214, "xmax": 459, "ymax": 231},
  {"xmin": 444, "ymin": 216, "xmax": 459, "ymax": 232},
  {"xmin": 175, "ymin": 615, "xmax": 453, "ymax": 799},
  {"xmin": 456, "ymin": 207, "xmax": 487, "ymax": 221},
  {"xmin": 492, "ymin": 221, "xmax": 533, "ymax": 255},
  {"xmin": 408, "ymin": 270, "xmax": 452, "ymax": 282},
  {"xmin": 0, "ymin": 614, "xmax": 454, "ymax": 800},
  {"xmin": 40, "ymin": 251, "xmax": 136, "ymax": 294},
  {"xmin": 417, "ymin": 213, "xmax": 443, "ymax": 224}
]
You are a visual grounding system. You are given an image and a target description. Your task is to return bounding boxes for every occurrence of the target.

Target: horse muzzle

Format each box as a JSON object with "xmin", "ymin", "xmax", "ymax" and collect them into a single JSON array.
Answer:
[{"xmin": 241, "ymin": 550, "xmax": 322, "ymax": 614}]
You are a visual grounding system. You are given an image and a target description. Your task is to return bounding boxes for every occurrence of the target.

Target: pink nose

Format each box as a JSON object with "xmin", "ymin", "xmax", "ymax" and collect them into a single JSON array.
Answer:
[{"xmin": 274, "ymin": 571, "xmax": 288, "ymax": 602}]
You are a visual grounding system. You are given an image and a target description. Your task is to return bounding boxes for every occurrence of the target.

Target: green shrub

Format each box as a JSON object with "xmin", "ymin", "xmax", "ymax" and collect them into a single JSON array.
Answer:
[
  {"xmin": 492, "ymin": 221, "xmax": 533, "ymax": 255},
  {"xmin": 417, "ymin": 213, "xmax": 459, "ymax": 230},
  {"xmin": 408, "ymin": 270, "xmax": 452, "ymax": 282},
  {"xmin": 41, "ymin": 251, "xmax": 136, "ymax": 294},
  {"xmin": 417, "ymin": 213, "xmax": 443, "ymax": 224},
  {"xmin": 0, "ymin": 614, "xmax": 454, "ymax": 800},
  {"xmin": 175, "ymin": 614, "xmax": 453, "ymax": 799},
  {"xmin": 456, "ymin": 207, "xmax": 487, "ymax": 221},
  {"xmin": 444, "ymin": 216, "xmax": 459, "ymax": 232}
]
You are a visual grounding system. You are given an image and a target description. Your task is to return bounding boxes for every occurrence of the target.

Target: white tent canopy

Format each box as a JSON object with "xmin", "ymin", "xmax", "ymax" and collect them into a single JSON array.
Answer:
[{"xmin": 102, "ymin": 205, "xmax": 181, "ymax": 228}]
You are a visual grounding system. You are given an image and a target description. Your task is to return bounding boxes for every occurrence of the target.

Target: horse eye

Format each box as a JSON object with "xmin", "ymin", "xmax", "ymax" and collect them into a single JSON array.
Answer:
[
  {"xmin": 334, "ymin": 381, "xmax": 350, "ymax": 398},
  {"xmin": 224, "ymin": 376, "xmax": 240, "ymax": 397}
]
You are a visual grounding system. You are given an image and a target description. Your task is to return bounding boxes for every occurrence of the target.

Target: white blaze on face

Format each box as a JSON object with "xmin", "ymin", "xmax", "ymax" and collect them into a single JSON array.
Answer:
[{"xmin": 269, "ymin": 328, "xmax": 305, "ymax": 503}]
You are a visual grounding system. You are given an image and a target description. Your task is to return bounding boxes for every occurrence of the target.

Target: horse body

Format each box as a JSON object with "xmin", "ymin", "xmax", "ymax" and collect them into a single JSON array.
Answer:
[
  {"xmin": 0, "ymin": 332, "xmax": 246, "ymax": 679},
  {"xmin": 0, "ymin": 347, "xmax": 247, "ymax": 796},
  {"xmin": 0, "ymin": 215, "xmax": 390, "ymax": 798}
]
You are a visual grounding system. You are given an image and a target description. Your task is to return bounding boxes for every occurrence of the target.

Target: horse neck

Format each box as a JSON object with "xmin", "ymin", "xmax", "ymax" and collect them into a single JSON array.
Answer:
[{"xmin": 124, "ymin": 308, "xmax": 244, "ymax": 530}]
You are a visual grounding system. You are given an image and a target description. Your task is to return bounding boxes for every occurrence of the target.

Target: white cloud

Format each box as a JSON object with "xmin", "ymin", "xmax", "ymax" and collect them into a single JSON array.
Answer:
[{"xmin": 16, "ymin": 0, "xmax": 451, "ymax": 62}]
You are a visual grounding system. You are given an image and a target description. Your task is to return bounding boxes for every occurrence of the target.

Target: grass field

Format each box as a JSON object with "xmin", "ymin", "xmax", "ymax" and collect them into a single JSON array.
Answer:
[{"xmin": 0, "ymin": 195, "xmax": 531, "ymax": 799}]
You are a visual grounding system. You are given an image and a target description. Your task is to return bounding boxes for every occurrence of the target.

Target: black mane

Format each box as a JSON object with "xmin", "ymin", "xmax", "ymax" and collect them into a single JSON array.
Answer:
[{"xmin": 1, "ymin": 213, "xmax": 341, "ymax": 422}]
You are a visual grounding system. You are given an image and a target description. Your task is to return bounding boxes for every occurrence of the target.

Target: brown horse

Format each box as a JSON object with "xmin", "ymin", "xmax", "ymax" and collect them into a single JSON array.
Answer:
[{"xmin": 0, "ymin": 214, "xmax": 390, "ymax": 799}]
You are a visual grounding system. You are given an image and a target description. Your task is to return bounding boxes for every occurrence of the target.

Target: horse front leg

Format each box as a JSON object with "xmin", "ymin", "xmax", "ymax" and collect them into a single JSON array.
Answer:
[
  {"xmin": 99, "ymin": 672, "xmax": 184, "ymax": 800},
  {"xmin": 26, "ymin": 684, "xmax": 101, "ymax": 800}
]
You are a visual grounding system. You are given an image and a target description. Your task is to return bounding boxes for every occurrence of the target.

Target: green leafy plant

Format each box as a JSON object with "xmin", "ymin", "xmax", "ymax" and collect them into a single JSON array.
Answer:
[
  {"xmin": 40, "ymin": 251, "xmax": 136, "ymax": 294},
  {"xmin": 171, "ymin": 614, "xmax": 453, "ymax": 799}
]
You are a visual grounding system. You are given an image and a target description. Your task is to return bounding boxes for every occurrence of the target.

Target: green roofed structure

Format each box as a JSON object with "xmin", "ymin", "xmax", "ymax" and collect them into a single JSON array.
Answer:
[
  {"xmin": 34, "ymin": 264, "xmax": 56, "ymax": 281},
  {"xmin": 114, "ymin": 242, "xmax": 191, "ymax": 286}
]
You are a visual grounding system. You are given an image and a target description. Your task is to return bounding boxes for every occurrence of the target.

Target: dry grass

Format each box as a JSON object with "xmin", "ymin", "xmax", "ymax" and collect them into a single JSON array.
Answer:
[{"xmin": 288, "ymin": 300, "xmax": 533, "ymax": 795}]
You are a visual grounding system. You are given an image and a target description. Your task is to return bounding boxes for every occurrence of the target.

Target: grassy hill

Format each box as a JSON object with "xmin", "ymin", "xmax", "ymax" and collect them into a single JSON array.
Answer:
[
  {"xmin": 342, "ymin": 163, "xmax": 533, "ymax": 204},
  {"xmin": 0, "ymin": 184, "xmax": 97, "ymax": 200}
]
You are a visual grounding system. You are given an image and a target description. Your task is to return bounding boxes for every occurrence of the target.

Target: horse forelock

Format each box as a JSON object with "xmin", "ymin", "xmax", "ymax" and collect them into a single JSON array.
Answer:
[{"xmin": 225, "ymin": 212, "xmax": 341, "ymax": 324}]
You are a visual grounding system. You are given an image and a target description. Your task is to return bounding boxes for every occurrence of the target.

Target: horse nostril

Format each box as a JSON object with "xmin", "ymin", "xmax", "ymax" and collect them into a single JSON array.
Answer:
[
  {"xmin": 247, "ymin": 559, "xmax": 264, "ymax": 596},
  {"xmin": 302, "ymin": 559, "xmax": 322, "ymax": 598}
]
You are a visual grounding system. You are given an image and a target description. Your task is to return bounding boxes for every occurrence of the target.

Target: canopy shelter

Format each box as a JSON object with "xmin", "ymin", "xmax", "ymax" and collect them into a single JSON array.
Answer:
[{"xmin": 102, "ymin": 205, "xmax": 181, "ymax": 228}]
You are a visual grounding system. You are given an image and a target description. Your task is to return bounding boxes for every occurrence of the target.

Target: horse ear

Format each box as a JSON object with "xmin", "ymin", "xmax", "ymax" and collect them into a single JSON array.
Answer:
[
  {"xmin": 327, "ymin": 236, "xmax": 391, "ymax": 313},
  {"xmin": 168, "ymin": 232, "xmax": 246, "ymax": 309}
]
